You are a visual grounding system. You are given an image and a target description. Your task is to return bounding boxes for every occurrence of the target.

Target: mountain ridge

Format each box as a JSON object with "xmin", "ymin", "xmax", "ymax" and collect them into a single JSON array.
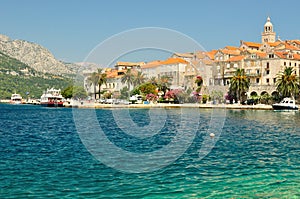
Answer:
[{"xmin": 0, "ymin": 34, "xmax": 73, "ymax": 75}]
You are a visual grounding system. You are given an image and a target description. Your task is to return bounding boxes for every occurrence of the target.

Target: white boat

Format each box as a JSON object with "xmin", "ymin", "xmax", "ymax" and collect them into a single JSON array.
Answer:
[
  {"xmin": 10, "ymin": 93, "xmax": 23, "ymax": 104},
  {"xmin": 272, "ymin": 97, "xmax": 298, "ymax": 110},
  {"xmin": 40, "ymin": 88, "xmax": 64, "ymax": 107}
]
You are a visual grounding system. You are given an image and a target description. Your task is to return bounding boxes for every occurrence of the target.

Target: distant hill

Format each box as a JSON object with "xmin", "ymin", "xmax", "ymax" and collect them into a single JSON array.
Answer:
[
  {"xmin": 0, "ymin": 34, "xmax": 103, "ymax": 99},
  {"xmin": 0, "ymin": 51, "xmax": 71, "ymax": 99},
  {"xmin": 0, "ymin": 34, "xmax": 73, "ymax": 75}
]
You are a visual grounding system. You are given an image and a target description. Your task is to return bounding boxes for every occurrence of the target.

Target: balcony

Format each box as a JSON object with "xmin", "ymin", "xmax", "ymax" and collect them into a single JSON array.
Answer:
[
  {"xmin": 246, "ymin": 73, "xmax": 261, "ymax": 77},
  {"xmin": 224, "ymin": 73, "xmax": 234, "ymax": 78}
]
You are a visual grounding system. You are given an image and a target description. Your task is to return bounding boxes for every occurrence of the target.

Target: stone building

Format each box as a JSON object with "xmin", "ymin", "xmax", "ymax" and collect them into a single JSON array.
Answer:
[
  {"xmin": 85, "ymin": 17, "xmax": 300, "ymax": 101},
  {"xmin": 140, "ymin": 58, "xmax": 188, "ymax": 89},
  {"xmin": 212, "ymin": 16, "xmax": 300, "ymax": 99}
]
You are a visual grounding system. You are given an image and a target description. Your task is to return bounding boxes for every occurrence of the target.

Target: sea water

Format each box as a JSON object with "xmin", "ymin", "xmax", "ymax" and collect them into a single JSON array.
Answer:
[{"xmin": 0, "ymin": 104, "xmax": 299, "ymax": 198}]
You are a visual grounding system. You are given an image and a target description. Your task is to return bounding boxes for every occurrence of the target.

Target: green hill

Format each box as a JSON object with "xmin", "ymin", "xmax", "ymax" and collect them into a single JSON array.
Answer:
[{"xmin": 0, "ymin": 51, "xmax": 72, "ymax": 99}]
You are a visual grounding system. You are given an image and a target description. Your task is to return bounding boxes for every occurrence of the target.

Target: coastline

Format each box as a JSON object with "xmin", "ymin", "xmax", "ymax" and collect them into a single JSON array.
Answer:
[
  {"xmin": 0, "ymin": 99, "xmax": 276, "ymax": 110},
  {"xmin": 66, "ymin": 101, "xmax": 274, "ymax": 110}
]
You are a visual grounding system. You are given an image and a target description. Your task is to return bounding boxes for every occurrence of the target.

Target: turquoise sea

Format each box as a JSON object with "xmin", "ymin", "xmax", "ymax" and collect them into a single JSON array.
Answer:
[{"xmin": 0, "ymin": 104, "xmax": 300, "ymax": 198}]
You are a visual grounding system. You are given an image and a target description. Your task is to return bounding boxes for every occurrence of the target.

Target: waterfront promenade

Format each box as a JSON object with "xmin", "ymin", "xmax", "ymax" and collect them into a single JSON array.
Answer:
[
  {"xmin": 69, "ymin": 101, "xmax": 273, "ymax": 110},
  {"xmin": 0, "ymin": 99, "xmax": 275, "ymax": 110}
]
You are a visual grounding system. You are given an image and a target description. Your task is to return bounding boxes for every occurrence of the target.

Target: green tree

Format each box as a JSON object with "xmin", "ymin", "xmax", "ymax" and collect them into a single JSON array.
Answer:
[
  {"xmin": 133, "ymin": 71, "xmax": 146, "ymax": 87},
  {"xmin": 276, "ymin": 66, "xmax": 300, "ymax": 98},
  {"xmin": 87, "ymin": 72, "xmax": 99, "ymax": 99},
  {"xmin": 62, "ymin": 85, "xmax": 87, "ymax": 99},
  {"xmin": 96, "ymin": 69, "xmax": 107, "ymax": 99},
  {"xmin": 121, "ymin": 69, "xmax": 135, "ymax": 98},
  {"xmin": 229, "ymin": 68, "xmax": 250, "ymax": 102},
  {"xmin": 137, "ymin": 82, "xmax": 157, "ymax": 95},
  {"xmin": 157, "ymin": 75, "xmax": 172, "ymax": 94},
  {"xmin": 149, "ymin": 76, "xmax": 158, "ymax": 85},
  {"xmin": 120, "ymin": 86, "xmax": 129, "ymax": 99}
]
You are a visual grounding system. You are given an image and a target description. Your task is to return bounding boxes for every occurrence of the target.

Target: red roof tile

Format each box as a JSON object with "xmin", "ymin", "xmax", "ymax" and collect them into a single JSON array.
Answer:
[
  {"xmin": 141, "ymin": 58, "xmax": 188, "ymax": 69},
  {"xmin": 227, "ymin": 55, "xmax": 245, "ymax": 62}
]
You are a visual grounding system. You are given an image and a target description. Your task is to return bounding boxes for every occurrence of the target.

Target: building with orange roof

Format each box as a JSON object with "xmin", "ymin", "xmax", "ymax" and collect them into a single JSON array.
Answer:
[
  {"xmin": 224, "ymin": 46, "xmax": 239, "ymax": 51},
  {"xmin": 274, "ymin": 42, "xmax": 300, "ymax": 52},
  {"xmin": 240, "ymin": 41, "xmax": 262, "ymax": 51},
  {"xmin": 210, "ymin": 16, "xmax": 300, "ymax": 100},
  {"xmin": 205, "ymin": 50, "xmax": 218, "ymax": 60},
  {"xmin": 287, "ymin": 40, "xmax": 300, "ymax": 49},
  {"xmin": 83, "ymin": 17, "xmax": 300, "ymax": 101},
  {"xmin": 141, "ymin": 57, "xmax": 189, "ymax": 89},
  {"xmin": 115, "ymin": 61, "xmax": 145, "ymax": 70}
]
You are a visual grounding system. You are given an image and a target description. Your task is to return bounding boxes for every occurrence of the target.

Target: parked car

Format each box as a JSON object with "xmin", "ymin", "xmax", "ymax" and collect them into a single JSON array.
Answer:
[
  {"xmin": 129, "ymin": 95, "xmax": 143, "ymax": 104},
  {"xmin": 105, "ymin": 99, "xmax": 114, "ymax": 104},
  {"xmin": 243, "ymin": 99, "xmax": 257, "ymax": 105}
]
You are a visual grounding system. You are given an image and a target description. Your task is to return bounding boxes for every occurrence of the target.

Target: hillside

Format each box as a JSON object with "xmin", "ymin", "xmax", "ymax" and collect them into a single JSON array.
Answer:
[
  {"xmin": 0, "ymin": 52, "xmax": 72, "ymax": 99},
  {"xmin": 0, "ymin": 34, "xmax": 73, "ymax": 75}
]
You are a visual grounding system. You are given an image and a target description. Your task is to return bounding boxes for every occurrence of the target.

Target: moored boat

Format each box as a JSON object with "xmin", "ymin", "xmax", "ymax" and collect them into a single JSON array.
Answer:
[
  {"xmin": 40, "ymin": 88, "xmax": 64, "ymax": 107},
  {"xmin": 272, "ymin": 98, "xmax": 298, "ymax": 110},
  {"xmin": 10, "ymin": 93, "xmax": 23, "ymax": 104}
]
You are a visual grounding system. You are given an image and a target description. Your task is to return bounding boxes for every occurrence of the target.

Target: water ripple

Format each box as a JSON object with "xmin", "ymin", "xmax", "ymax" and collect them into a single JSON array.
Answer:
[{"xmin": 0, "ymin": 105, "xmax": 299, "ymax": 198}]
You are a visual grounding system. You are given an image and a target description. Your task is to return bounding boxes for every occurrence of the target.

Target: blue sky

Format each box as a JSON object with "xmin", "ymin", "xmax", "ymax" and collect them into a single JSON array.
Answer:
[{"xmin": 1, "ymin": 0, "xmax": 300, "ymax": 64}]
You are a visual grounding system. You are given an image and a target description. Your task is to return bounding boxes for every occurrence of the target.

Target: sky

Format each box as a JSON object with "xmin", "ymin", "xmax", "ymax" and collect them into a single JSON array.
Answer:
[{"xmin": 1, "ymin": 0, "xmax": 300, "ymax": 65}]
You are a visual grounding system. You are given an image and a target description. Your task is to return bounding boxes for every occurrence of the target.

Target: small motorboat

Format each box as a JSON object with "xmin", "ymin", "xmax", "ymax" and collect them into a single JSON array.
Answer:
[
  {"xmin": 272, "ymin": 98, "xmax": 298, "ymax": 110},
  {"xmin": 10, "ymin": 93, "xmax": 23, "ymax": 104}
]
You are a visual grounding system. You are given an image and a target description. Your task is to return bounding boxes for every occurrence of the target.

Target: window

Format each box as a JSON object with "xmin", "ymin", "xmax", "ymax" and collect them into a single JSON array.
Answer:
[
  {"xmin": 289, "ymin": 62, "xmax": 291, "ymax": 66},
  {"xmin": 256, "ymin": 70, "xmax": 260, "ymax": 74},
  {"xmin": 266, "ymin": 62, "xmax": 269, "ymax": 68},
  {"xmin": 266, "ymin": 78, "xmax": 269, "ymax": 84},
  {"xmin": 284, "ymin": 62, "xmax": 286, "ymax": 66},
  {"xmin": 295, "ymin": 63, "xmax": 297, "ymax": 67},
  {"xmin": 266, "ymin": 70, "xmax": 270, "ymax": 75},
  {"xmin": 256, "ymin": 78, "xmax": 259, "ymax": 84},
  {"xmin": 273, "ymin": 78, "xmax": 276, "ymax": 84}
]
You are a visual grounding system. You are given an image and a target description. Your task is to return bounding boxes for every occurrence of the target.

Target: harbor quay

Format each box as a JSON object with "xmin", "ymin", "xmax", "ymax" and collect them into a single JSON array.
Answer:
[{"xmin": 67, "ymin": 100, "xmax": 273, "ymax": 110}]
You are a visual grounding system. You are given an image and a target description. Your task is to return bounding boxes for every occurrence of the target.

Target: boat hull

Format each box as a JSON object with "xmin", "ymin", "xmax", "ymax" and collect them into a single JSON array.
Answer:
[
  {"xmin": 272, "ymin": 105, "xmax": 298, "ymax": 110},
  {"xmin": 10, "ymin": 100, "xmax": 22, "ymax": 105},
  {"xmin": 40, "ymin": 102, "xmax": 64, "ymax": 107}
]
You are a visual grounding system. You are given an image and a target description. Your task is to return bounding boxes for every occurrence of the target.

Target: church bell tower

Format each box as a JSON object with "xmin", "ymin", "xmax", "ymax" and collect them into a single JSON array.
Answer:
[{"xmin": 261, "ymin": 16, "xmax": 276, "ymax": 43}]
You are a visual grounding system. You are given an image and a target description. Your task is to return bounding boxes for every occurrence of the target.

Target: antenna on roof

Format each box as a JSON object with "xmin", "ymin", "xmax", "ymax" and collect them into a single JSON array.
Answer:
[{"xmin": 277, "ymin": 35, "xmax": 282, "ymax": 42}]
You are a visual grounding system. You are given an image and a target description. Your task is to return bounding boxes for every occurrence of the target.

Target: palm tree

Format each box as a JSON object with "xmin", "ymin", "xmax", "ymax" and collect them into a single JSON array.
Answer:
[
  {"xmin": 133, "ymin": 71, "xmax": 146, "ymax": 87},
  {"xmin": 229, "ymin": 68, "xmax": 250, "ymax": 102},
  {"xmin": 121, "ymin": 69, "xmax": 135, "ymax": 98},
  {"xmin": 276, "ymin": 66, "xmax": 300, "ymax": 98},
  {"xmin": 96, "ymin": 68, "xmax": 107, "ymax": 99},
  {"xmin": 158, "ymin": 75, "xmax": 172, "ymax": 94},
  {"xmin": 149, "ymin": 76, "xmax": 158, "ymax": 85},
  {"xmin": 87, "ymin": 72, "xmax": 99, "ymax": 100}
]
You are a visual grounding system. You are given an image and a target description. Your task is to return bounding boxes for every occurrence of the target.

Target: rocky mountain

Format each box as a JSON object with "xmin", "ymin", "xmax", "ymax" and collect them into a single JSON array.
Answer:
[
  {"xmin": 0, "ymin": 34, "xmax": 73, "ymax": 75},
  {"xmin": 0, "ymin": 50, "xmax": 71, "ymax": 99}
]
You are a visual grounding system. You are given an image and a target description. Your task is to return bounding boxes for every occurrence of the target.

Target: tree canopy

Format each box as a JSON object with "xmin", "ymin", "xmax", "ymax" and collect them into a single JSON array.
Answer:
[
  {"xmin": 229, "ymin": 68, "xmax": 250, "ymax": 102},
  {"xmin": 276, "ymin": 66, "xmax": 300, "ymax": 98}
]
